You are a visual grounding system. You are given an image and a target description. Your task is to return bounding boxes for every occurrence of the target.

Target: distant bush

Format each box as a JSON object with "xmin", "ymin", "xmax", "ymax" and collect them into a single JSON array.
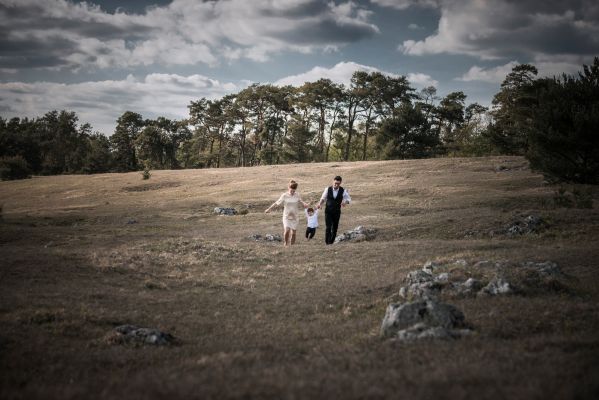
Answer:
[
  {"xmin": 553, "ymin": 185, "xmax": 594, "ymax": 209},
  {"xmin": 0, "ymin": 156, "xmax": 32, "ymax": 180},
  {"xmin": 141, "ymin": 163, "xmax": 151, "ymax": 180}
]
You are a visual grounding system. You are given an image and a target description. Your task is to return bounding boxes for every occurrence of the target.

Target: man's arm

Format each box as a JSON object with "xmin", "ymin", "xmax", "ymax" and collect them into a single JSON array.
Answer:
[
  {"xmin": 342, "ymin": 188, "xmax": 351, "ymax": 205},
  {"xmin": 316, "ymin": 188, "xmax": 327, "ymax": 209}
]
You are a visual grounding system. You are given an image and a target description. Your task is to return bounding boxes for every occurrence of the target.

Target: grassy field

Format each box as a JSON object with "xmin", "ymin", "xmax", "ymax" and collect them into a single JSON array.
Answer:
[{"xmin": 1, "ymin": 156, "xmax": 598, "ymax": 399}]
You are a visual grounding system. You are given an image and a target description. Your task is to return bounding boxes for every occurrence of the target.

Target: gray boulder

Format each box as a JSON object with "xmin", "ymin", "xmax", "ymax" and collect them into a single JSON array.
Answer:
[
  {"xmin": 380, "ymin": 299, "xmax": 470, "ymax": 341},
  {"xmin": 334, "ymin": 226, "xmax": 377, "ymax": 243},
  {"xmin": 522, "ymin": 261, "xmax": 563, "ymax": 277},
  {"xmin": 249, "ymin": 233, "xmax": 282, "ymax": 242},
  {"xmin": 214, "ymin": 207, "xmax": 237, "ymax": 216},
  {"xmin": 506, "ymin": 214, "xmax": 546, "ymax": 236},
  {"xmin": 479, "ymin": 277, "xmax": 513, "ymax": 296},
  {"xmin": 108, "ymin": 324, "xmax": 175, "ymax": 346}
]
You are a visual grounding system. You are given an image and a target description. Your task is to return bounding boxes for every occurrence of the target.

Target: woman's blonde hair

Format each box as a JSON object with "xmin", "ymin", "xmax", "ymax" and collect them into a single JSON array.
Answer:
[{"xmin": 288, "ymin": 179, "xmax": 298, "ymax": 189}]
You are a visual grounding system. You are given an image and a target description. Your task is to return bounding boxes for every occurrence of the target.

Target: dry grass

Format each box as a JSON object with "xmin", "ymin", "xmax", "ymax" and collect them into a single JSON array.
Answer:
[{"xmin": 1, "ymin": 156, "xmax": 598, "ymax": 399}]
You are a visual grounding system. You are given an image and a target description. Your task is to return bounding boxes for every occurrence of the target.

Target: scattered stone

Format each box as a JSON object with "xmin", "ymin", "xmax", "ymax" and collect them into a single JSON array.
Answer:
[
  {"xmin": 334, "ymin": 226, "xmax": 377, "ymax": 243},
  {"xmin": 505, "ymin": 214, "xmax": 546, "ymax": 236},
  {"xmin": 479, "ymin": 277, "xmax": 514, "ymax": 296},
  {"xmin": 380, "ymin": 299, "xmax": 471, "ymax": 341},
  {"xmin": 521, "ymin": 261, "xmax": 563, "ymax": 277},
  {"xmin": 422, "ymin": 260, "xmax": 442, "ymax": 274},
  {"xmin": 249, "ymin": 233, "xmax": 282, "ymax": 242},
  {"xmin": 265, "ymin": 234, "xmax": 282, "ymax": 242},
  {"xmin": 463, "ymin": 277, "xmax": 484, "ymax": 291},
  {"xmin": 214, "ymin": 207, "xmax": 237, "ymax": 216},
  {"xmin": 107, "ymin": 324, "xmax": 175, "ymax": 346}
]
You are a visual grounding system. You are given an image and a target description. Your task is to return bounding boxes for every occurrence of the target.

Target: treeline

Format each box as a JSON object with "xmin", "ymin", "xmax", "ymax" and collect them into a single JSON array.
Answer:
[{"xmin": 1, "ymin": 58, "xmax": 598, "ymax": 183}]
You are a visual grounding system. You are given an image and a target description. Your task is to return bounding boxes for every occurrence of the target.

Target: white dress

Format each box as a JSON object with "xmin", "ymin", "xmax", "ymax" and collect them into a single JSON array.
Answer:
[{"xmin": 275, "ymin": 192, "xmax": 303, "ymax": 230}]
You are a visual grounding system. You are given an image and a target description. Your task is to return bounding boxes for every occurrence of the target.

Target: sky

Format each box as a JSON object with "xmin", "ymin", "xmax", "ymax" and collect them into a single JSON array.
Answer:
[{"xmin": 1, "ymin": 0, "xmax": 597, "ymax": 135}]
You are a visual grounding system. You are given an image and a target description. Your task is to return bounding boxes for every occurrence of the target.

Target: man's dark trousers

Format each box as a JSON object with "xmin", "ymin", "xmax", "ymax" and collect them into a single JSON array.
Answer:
[{"xmin": 325, "ymin": 209, "xmax": 341, "ymax": 244}]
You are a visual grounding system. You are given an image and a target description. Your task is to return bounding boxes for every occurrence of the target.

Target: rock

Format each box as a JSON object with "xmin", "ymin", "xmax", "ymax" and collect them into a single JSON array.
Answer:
[
  {"xmin": 380, "ymin": 299, "xmax": 470, "ymax": 341},
  {"xmin": 396, "ymin": 324, "xmax": 473, "ymax": 341},
  {"xmin": 435, "ymin": 272, "xmax": 450, "ymax": 283},
  {"xmin": 505, "ymin": 214, "xmax": 546, "ymax": 236},
  {"xmin": 249, "ymin": 233, "xmax": 282, "ymax": 242},
  {"xmin": 422, "ymin": 260, "xmax": 441, "ymax": 274},
  {"xmin": 454, "ymin": 278, "xmax": 485, "ymax": 296},
  {"xmin": 265, "ymin": 234, "xmax": 282, "ymax": 242},
  {"xmin": 464, "ymin": 278, "xmax": 484, "ymax": 291},
  {"xmin": 214, "ymin": 207, "xmax": 237, "ymax": 216},
  {"xmin": 406, "ymin": 269, "xmax": 434, "ymax": 284},
  {"xmin": 479, "ymin": 277, "xmax": 513, "ymax": 296},
  {"xmin": 522, "ymin": 261, "xmax": 563, "ymax": 277},
  {"xmin": 334, "ymin": 226, "xmax": 377, "ymax": 243},
  {"xmin": 107, "ymin": 324, "xmax": 175, "ymax": 346},
  {"xmin": 399, "ymin": 269, "xmax": 440, "ymax": 299}
]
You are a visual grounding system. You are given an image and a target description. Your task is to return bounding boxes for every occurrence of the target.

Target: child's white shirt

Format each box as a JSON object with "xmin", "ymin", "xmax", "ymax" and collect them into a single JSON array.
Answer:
[{"xmin": 305, "ymin": 209, "xmax": 319, "ymax": 228}]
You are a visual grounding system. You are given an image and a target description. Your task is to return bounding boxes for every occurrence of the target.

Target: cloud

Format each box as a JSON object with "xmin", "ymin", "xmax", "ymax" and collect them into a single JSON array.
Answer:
[
  {"xmin": 0, "ymin": 74, "xmax": 246, "ymax": 134},
  {"xmin": 274, "ymin": 61, "xmax": 385, "ymax": 86},
  {"xmin": 274, "ymin": 61, "xmax": 437, "ymax": 89},
  {"xmin": 407, "ymin": 72, "xmax": 438, "ymax": 88},
  {"xmin": 0, "ymin": 0, "xmax": 379, "ymax": 71},
  {"xmin": 400, "ymin": 0, "xmax": 599, "ymax": 64},
  {"xmin": 370, "ymin": 0, "xmax": 439, "ymax": 10},
  {"xmin": 458, "ymin": 57, "xmax": 587, "ymax": 83},
  {"xmin": 458, "ymin": 62, "xmax": 520, "ymax": 83},
  {"xmin": 408, "ymin": 23, "xmax": 424, "ymax": 30}
]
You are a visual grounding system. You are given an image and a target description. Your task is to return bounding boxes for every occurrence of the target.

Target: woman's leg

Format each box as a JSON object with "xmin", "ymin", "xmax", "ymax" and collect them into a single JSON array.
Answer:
[
  {"xmin": 290, "ymin": 229, "xmax": 297, "ymax": 245},
  {"xmin": 284, "ymin": 227, "xmax": 291, "ymax": 246}
]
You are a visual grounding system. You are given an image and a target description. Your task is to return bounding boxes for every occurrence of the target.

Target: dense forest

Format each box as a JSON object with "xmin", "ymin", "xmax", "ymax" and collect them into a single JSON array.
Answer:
[{"xmin": 1, "ymin": 58, "xmax": 598, "ymax": 184}]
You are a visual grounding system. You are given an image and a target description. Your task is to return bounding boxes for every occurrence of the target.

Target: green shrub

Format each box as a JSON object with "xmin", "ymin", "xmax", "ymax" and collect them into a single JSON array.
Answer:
[
  {"xmin": 141, "ymin": 161, "xmax": 151, "ymax": 180},
  {"xmin": 0, "ymin": 156, "xmax": 32, "ymax": 181},
  {"xmin": 553, "ymin": 185, "xmax": 594, "ymax": 209}
]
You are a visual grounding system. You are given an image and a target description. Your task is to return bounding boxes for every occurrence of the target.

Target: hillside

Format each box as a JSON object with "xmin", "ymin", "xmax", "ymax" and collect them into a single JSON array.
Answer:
[{"xmin": 1, "ymin": 156, "xmax": 598, "ymax": 399}]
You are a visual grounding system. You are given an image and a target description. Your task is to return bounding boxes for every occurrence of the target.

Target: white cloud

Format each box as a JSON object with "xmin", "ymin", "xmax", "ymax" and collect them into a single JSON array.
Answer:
[
  {"xmin": 400, "ymin": 0, "xmax": 599, "ymax": 64},
  {"xmin": 0, "ymin": 74, "xmax": 246, "ymax": 134},
  {"xmin": 458, "ymin": 58, "xmax": 586, "ymax": 83},
  {"xmin": 274, "ymin": 61, "xmax": 437, "ymax": 90},
  {"xmin": 458, "ymin": 62, "xmax": 520, "ymax": 83},
  {"xmin": 274, "ymin": 61, "xmax": 394, "ymax": 86},
  {"xmin": 407, "ymin": 72, "xmax": 438, "ymax": 88},
  {"xmin": 370, "ymin": 0, "xmax": 439, "ymax": 10},
  {"xmin": 0, "ymin": 0, "xmax": 379, "ymax": 70}
]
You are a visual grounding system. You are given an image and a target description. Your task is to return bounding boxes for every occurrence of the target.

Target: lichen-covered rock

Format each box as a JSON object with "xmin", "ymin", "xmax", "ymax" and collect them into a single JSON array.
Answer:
[
  {"xmin": 479, "ymin": 277, "xmax": 513, "ymax": 296},
  {"xmin": 380, "ymin": 299, "xmax": 470, "ymax": 341},
  {"xmin": 334, "ymin": 226, "xmax": 377, "ymax": 243},
  {"xmin": 249, "ymin": 233, "xmax": 282, "ymax": 242},
  {"xmin": 422, "ymin": 260, "xmax": 441, "ymax": 275},
  {"xmin": 522, "ymin": 261, "xmax": 563, "ymax": 277},
  {"xmin": 214, "ymin": 207, "xmax": 237, "ymax": 216},
  {"xmin": 107, "ymin": 325, "xmax": 175, "ymax": 346},
  {"xmin": 505, "ymin": 214, "xmax": 546, "ymax": 236}
]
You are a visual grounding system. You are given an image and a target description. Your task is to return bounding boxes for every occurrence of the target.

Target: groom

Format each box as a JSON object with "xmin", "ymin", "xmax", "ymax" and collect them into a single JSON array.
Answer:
[{"xmin": 316, "ymin": 175, "xmax": 351, "ymax": 245}]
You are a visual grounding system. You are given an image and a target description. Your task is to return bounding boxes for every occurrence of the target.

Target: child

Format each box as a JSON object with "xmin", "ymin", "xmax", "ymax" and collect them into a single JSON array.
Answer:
[{"xmin": 305, "ymin": 207, "xmax": 319, "ymax": 240}]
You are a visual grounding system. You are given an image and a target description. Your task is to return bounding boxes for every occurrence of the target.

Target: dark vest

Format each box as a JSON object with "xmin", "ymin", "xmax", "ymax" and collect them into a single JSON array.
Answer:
[{"xmin": 326, "ymin": 186, "xmax": 344, "ymax": 212}]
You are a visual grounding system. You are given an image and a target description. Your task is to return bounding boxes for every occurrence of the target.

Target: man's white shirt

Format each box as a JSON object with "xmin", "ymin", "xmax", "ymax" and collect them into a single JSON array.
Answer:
[{"xmin": 320, "ymin": 187, "xmax": 351, "ymax": 204}]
